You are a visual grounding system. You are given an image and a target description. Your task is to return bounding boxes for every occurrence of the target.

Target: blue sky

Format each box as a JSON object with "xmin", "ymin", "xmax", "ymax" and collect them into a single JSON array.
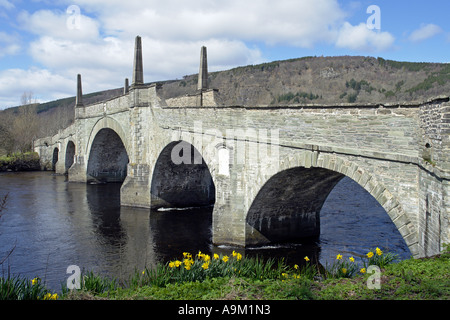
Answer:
[{"xmin": 1, "ymin": 0, "xmax": 450, "ymax": 108}]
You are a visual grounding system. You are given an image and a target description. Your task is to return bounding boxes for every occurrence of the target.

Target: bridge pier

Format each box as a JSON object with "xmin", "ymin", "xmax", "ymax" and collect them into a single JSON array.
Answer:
[
  {"xmin": 67, "ymin": 156, "xmax": 87, "ymax": 182},
  {"xmin": 121, "ymin": 163, "xmax": 151, "ymax": 208},
  {"xmin": 211, "ymin": 166, "xmax": 247, "ymax": 246}
]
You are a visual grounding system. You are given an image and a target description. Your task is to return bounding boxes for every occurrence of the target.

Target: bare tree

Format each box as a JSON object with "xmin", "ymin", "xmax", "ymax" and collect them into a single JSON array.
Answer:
[
  {"xmin": 20, "ymin": 91, "xmax": 35, "ymax": 106},
  {"xmin": 0, "ymin": 111, "xmax": 15, "ymax": 155},
  {"xmin": 11, "ymin": 106, "xmax": 40, "ymax": 153}
]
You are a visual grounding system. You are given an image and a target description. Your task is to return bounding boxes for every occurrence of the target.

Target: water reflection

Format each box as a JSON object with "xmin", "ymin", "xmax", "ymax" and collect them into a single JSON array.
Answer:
[{"xmin": 0, "ymin": 172, "xmax": 411, "ymax": 292}]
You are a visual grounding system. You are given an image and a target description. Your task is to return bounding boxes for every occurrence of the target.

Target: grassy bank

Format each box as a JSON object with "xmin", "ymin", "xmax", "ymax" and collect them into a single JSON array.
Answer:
[
  {"xmin": 1, "ymin": 248, "xmax": 448, "ymax": 300},
  {"xmin": 0, "ymin": 152, "xmax": 40, "ymax": 172},
  {"xmin": 63, "ymin": 248, "xmax": 449, "ymax": 301}
]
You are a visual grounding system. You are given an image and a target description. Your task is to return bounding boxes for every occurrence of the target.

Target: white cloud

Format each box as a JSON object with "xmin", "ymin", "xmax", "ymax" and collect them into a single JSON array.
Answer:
[
  {"xmin": 17, "ymin": 9, "xmax": 100, "ymax": 41},
  {"xmin": 335, "ymin": 22, "xmax": 395, "ymax": 52},
  {"xmin": 0, "ymin": 0, "xmax": 14, "ymax": 10},
  {"xmin": 0, "ymin": 31, "xmax": 21, "ymax": 57},
  {"xmin": 409, "ymin": 23, "xmax": 442, "ymax": 42},
  {"xmin": 0, "ymin": 67, "xmax": 74, "ymax": 107}
]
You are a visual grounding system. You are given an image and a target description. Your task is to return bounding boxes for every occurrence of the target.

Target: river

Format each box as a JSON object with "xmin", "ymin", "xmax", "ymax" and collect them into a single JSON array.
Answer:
[{"xmin": 0, "ymin": 171, "xmax": 411, "ymax": 291}]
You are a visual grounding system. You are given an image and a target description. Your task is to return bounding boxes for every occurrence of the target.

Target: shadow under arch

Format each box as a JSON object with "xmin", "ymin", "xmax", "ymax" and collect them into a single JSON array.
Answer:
[
  {"xmin": 52, "ymin": 147, "xmax": 59, "ymax": 171},
  {"xmin": 150, "ymin": 140, "xmax": 215, "ymax": 209},
  {"xmin": 86, "ymin": 128, "xmax": 129, "ymax": 183},
  {"xmin": 85, "ymin": 117, "xmax": 130, "ymax": 184},
  {"xmin": 246, "ymin": 154, "xmax": 417, "ymax": 256},
  {"xmin": 246, "ymin": 167, "xmax": 345, "ymax": 243},
  {"xmin": 65, "ymin": 140, "xmax": 76, "ymax": 173}
]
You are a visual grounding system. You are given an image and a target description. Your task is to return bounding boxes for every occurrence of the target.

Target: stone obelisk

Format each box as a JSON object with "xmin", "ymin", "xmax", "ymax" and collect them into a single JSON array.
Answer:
[
  {"xmin": 197, "ymin": 46, "xmax": 208, "ymax": 91},
  {"xmin": 75, "ymin": 74, "xmax": 83, "ymax": 107},
  {"xmin": 124, "ymin": 78, "xmax": 129, "ymax": 94},
  {"xmin": 132, "ymin": 36, "xmax": 144, "ymax": 87}
]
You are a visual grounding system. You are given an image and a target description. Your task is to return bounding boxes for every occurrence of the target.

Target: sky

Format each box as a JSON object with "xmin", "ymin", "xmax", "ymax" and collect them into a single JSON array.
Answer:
[{"xmin": 1, "ymin": 0, "xmax": 450, "ymax": 109}]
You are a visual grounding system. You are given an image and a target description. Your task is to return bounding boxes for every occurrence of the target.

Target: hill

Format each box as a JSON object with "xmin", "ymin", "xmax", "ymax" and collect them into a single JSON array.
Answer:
[
  {"xmin": 161, "ymin": 56, "xmax": 450, "ymax": 105},
  {"xmin": 2, "ymin": 55, "xmax": 450, "ymax": 154}
]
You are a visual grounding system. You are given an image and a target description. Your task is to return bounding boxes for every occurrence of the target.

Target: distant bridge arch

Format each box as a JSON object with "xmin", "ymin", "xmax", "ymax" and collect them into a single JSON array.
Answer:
[
  {"xmin": 86, "ymin": 117, "xmax": 130, "ymax": 183},
  {"xmin": 86, "ymin": 116, "xmax": 130, "ymax": 158},
  {"xmin": 65, "ymin": 140, "xmax": 76, "ymax": 172}
]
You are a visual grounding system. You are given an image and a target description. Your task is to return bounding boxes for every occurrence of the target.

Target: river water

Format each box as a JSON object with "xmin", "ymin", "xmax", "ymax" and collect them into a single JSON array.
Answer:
[{"xmin": 0, "ymin": 171, "xmax": 411, "ymax": 291}]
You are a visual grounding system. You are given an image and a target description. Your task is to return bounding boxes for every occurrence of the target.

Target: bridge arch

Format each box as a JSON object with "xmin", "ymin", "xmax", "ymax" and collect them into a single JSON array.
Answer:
[
  {"xmin": 65, "ymin": 140, "xmax": 76, "ymax": 173},
  {"xmin": 150, "ymin": 140, "xmax": 215, "ymax": 209},
  {"xmin": 52, "ymin": 147, "xmax": 59, "ymax": 171},
  {"xmin": 86, "ymin": 117, "xmax": 130, "ymax": 183},
  {"xmin": 246, "ymin": 152, "xmax": 417, "ymax": 255}
]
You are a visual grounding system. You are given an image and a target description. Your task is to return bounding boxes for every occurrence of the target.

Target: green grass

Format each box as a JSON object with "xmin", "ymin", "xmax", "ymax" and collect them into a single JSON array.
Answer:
[
  {"xmin": 314, "ymin": 252, "xmax": 449, "ymax": 300},
  {"xmin": 2, "ymin": 248, "xmax": 448, "ymax": 300},
  {"xmin": 62, "ymin": 248, "xmax": 449, "ymax": 300},
  {"xmin": 0, "ymin": 276, "xmax": 57, "ymax": 300},
  {"xmin": 65, "ymin": 251, "xmax": 449, "ymax": 300}
]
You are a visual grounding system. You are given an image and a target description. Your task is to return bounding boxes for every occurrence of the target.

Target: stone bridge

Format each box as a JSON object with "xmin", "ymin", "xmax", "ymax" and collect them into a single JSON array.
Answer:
[{"xmin": 34, "ymin": 36, "xmax": 450, "ymax": 258}]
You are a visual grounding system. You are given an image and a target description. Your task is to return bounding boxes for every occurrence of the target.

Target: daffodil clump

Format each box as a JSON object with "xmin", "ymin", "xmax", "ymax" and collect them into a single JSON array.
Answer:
[
  {"xmin": 0, "ymin": 276, "xmax": 58, "ymax": 300},
  {"xmin": 133, "ymin": 250, "xmax": 309, "ymax": 288},
  {"xmin": 160, "ymin": 250, "xmax": 248, "ymax": 283},
  {"xmin": 325, "ymin": 247, "xmax": 398, "ymax": 279},
  {"xmin": 131, "ymin": 246, "xmax": 400, "ymax": 288},
  {"xmin": 325, "ymin": 254, "xmax": 360, "ymax": 278},
  {"xmin": 363, "ymin": 247, "xmax": 398, "ymax": 269}
]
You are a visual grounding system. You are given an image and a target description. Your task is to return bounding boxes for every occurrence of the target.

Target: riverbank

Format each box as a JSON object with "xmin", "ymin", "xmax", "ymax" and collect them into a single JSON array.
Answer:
[
  {"xmin": 0, "ymin": 152, "xmax": 40, "ymax": 172},
  {"xmin": 63, "ymin": 249, "xmax": 449, "ymax": 300}
]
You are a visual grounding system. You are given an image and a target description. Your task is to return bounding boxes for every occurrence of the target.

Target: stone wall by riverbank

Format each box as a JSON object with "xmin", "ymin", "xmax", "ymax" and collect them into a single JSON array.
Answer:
[{"xmin": 0, "ymin": 152, "xmax": 41, "ymax": 172}]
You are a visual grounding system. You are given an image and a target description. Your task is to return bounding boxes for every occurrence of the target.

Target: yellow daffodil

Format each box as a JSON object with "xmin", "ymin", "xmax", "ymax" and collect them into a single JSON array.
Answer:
[
  {"xmin": 232, "ymin": 250, "xmax": 237, "ymax": 257},
  {"xmin": 360, "ymin": 268, "xmax": 366, "ymax": 273},
  {"xmin": 184, "ymin": 258, "xmax": 193, "ymax": 267},
  {"xmin": 236, "ymin": 253, "xmax": 242, "ymax": 261},
  {"xmin": 282, "ymin": 273, "xmax": 288, "ymax": 278},
  {"xmin": 349, "ymin": 256, "xmax": 355, "ymax": 262},
  {"xmin": 294, "ymin": 264, "xmax": 299, "ymax": 269},
  {"xmin": 304, "ymin": 256, "xmax": 310, "ymax": 262},
  {"xmin": 336, "ymin": 254, "xmax": 343, "ymax": 260},
  {"xmin": 184, "ymin": 264, "xmax": 191, "ymax": 270},
  {"xmin": 202, "ymin": 262, "xmax": 209, "ymax": 270},
  {"xmin": 174, "ymin": 260, "xmax": 182, "ymax": 267},
  {"xmin": 376, "ymin": 247, "xmax": 383, "ymax": 256},
  {"xmin": 31, "ymin": 278, "xmax": 39, "ymax": 285},
  {"xmin": 203, "ymin": 254, "xmax": 210, "ymax": 262},
  {"xmin": 51, "ymin": 293, "xmax": 58, "ymax": 300},
  {"xmin": 367, "ymin": 251, "xmax": 374, "ymax": 258},
  {"xmin": 222, "ymin": 255, "xmax": 229, "ymax": 262},
  {"xmin": 213, "ymin": 253, "xmax": 219, "ymax": 260},
  {"xmin": 169, "ymin": 261, "xmax": 175, "ymax": 268}
]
